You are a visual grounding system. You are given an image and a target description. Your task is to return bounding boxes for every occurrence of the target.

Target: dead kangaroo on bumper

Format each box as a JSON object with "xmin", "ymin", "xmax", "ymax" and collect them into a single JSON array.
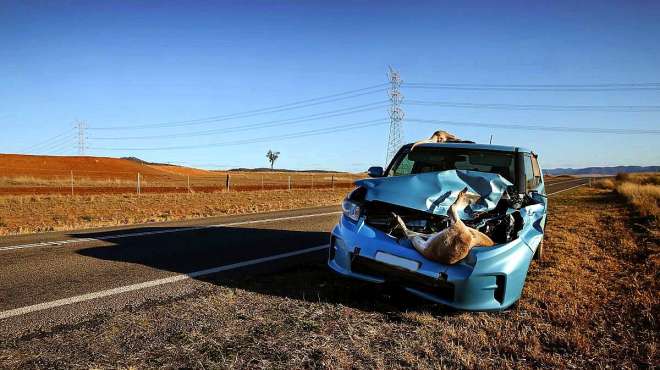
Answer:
[
  {"xmin": 392, "ymin": 188, "xmax": 495, "ymax": 264},
  {"xmin": 411, "ymin": 130, "xmax": 461, "ymax": 149}
]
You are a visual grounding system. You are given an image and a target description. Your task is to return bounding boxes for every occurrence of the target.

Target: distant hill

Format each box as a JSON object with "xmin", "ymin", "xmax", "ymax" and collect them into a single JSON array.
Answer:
[
  {"xmin": 0, "ymin": 154, "xmax": 207, "ymax": 179},
  {"xmin": 545, "ymin": 166, "xmax": 659, "ymax": 176},
  {"xmin": 120, "ymin": 157, "xmax": 212, "ymax": 176},
  {"xmin": 120, "ymin": 157, "xmax": 169, "ymax": 166}
]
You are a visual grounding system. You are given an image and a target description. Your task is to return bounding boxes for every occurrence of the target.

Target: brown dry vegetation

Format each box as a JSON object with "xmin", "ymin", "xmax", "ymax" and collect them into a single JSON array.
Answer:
[
  {"xmin": 616, "ymin": 172, "xmax": 660, "ymax": 186},
  {"xmin": 592, "ymin": 177, "xmax": 615, "ymax": 189},
  {"xmin": 147, "ymin": 164, "xmax": 214, "ymax": 176},
  {"xmin": 0, "ymin": 187, "xmax": 657, "ymax": 368},
  {"xmin": 0, "ymin": 189, "xmax": 348, "ymax": 235},
  {"xmin": 617, "ymin": 182, "xmax": 660, "ymax": 219},
  {"xmin": 594, "ymin": 173, "xmax": 660, "ymax": 220}
]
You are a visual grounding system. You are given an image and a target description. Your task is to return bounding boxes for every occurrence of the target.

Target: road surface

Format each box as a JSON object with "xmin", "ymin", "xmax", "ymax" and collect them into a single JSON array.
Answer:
[{"xmin": 0, "ymin": 177, "xmax": 588, "ymax": 337}]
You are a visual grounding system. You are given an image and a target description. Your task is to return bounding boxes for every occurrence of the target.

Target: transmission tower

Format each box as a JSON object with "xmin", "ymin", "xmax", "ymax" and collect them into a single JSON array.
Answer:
[
  {"xmin": 385, "ymin": 66, "xmax": 404, "ymax": 164},
  {"xmin": 76, "ymin": 120, "xmax": 87, "ymax": 155}
]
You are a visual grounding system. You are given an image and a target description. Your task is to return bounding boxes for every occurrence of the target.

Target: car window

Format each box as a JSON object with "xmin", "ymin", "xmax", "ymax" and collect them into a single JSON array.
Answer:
[
  {"xmin": 531, "ymin": 155, "xmax": 543, "ymax": 182},
  {"xmin": 393, "ymin": 154, "xmax": 415, "ymax": 176},
  {"xmin": 389, "ymin": 147, "xmax": 516, "ymax": 183},
  {"xmin": 524, "ymin": 154, "xmax": 541, "ymax": 191}
]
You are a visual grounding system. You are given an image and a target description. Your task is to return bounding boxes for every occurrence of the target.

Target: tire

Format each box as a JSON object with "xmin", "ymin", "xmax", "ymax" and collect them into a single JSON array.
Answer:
[{"xmin": 533, "ymin": 240, "xmax": 544, "ymax": 261}]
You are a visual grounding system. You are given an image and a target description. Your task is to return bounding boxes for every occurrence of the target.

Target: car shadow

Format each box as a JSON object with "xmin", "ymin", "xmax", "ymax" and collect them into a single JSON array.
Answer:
[{"xmin": 73, "ymin": 225, "xmax": 454, "ymax": 315}]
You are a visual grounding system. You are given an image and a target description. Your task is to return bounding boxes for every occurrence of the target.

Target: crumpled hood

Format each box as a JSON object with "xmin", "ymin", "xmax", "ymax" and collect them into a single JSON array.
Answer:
[{"xmin": 355, "ymin": 170, "xmax": 513, "ymax": 219}]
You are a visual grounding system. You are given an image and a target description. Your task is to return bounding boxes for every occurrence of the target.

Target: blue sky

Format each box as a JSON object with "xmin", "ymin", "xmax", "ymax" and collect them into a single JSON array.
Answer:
[{"xmin": 1, "ymin": 0, "xmax": 659, "ymax": 171}]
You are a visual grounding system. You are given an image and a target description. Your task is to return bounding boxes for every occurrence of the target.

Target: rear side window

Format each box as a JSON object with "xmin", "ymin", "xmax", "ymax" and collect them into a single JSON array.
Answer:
[
  {"xmin": 531, "ymin": 155, "xmax": 542, "ymax": 178},
  {"xmin": 523, "ymin": 154, "xmax": 542, "ymax": 191}
]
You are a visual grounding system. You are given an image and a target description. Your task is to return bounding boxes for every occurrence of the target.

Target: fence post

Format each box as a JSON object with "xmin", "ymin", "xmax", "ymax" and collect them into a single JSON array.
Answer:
[
  {"xmin": 261, "ymin": 175, "xmax": 264, "ymax": 191},
  {"xmin": 226, "ymin": 174, "xmax": 230, "ymax": 192},
  {"xmin": 187, "ymin": 175, "xmax": 191, "ymax": 193},
  {"xmin": 288, "ymin": 176, "xmax": 291, "ymax": 191},
  {"xmin": 70, "ymin": 170, "xmax": 74, "ymax": 196},
  {"xmin": 331, "ymin": 175, "xmax": 334, "ymax": 190},
  {"xmin": 137, "ymin": 172, "xmax": 141, "ymax": 195},
  {"xmin": 311, "ymin": 176, "xmax": 314, "ymax": 189}
]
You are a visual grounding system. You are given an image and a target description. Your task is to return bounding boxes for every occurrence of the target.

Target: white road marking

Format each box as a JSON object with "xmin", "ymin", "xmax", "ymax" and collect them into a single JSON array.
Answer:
[
  {"xmin": 0, "ymin": 211, "xmax": 341, "ymax": 252},
  {"xmin": 547, "ymin": 182, "xmax": 587, "ymax": 195},
  {"xmin": 0, "ymin": 244, "xmax": 330, "ymax": 320}
]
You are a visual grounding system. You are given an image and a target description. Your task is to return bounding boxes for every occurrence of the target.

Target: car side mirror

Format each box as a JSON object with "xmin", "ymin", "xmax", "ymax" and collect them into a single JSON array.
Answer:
[{"xmin": 367, "ymin": 166, "xmax": 384, "ymax": 178}]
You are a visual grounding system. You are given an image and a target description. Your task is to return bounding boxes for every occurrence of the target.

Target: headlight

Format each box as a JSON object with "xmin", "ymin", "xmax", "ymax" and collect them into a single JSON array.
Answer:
[{"xmin": 342, "ymin": 199, "xmax": 362, "ymax": 222}]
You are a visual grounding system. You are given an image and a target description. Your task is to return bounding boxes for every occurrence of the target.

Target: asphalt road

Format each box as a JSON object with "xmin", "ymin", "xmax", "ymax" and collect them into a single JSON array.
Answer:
[{"xmin": 0, "ymin": 177, "xmax": 589, "ymax": 337}]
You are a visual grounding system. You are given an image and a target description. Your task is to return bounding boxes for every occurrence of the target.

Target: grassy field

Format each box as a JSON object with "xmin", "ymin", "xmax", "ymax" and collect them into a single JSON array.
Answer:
[
  {"xmin": 1, "ymin": 186, "xmax": 656, "ymax": 368},
  {"xmin": 0, "ymin": 171, "xmax": 360, "ymax": 195},
  {"xmin": 0, "ymin": 189, "xmax": 349, "ymax": 235},
  {"xmin": 594, "ymin": 172, "xmax": 660, "ymax": 220}
]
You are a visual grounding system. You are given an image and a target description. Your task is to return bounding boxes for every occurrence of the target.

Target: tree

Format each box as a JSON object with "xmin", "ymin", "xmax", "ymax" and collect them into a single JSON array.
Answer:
[{"xmin": 266, "ymin": 150, "xmax": 280, "ymax": 170}]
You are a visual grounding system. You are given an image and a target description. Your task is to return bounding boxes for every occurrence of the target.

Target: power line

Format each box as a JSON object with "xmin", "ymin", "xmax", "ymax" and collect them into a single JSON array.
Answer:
[
  {"xmin": 42, "ymin": 140, "xmax": 75, "ymax": 155},
  {"xmin": 406, "ymin": 100, "xmax": 660, "ymax": 112},
  {"xmin": 89, "ymin": 101, "xmax": 389, "ymax": 141},
  {"xmin": 408, "ymin": 118, "xmax": 660, "ymax": 134},
  {"xmin": 89, "ymin": 118, "xmax": 388, "ymax": 151},
  {"xmin": 403, "ymin": 82, "xmax": 660, "ymax": 91},
  {"xmin": 35, "ymin": 137, "xmax": 74, "ymax": 154},
  {"xmin": 406, "ymin": 82, "xmax": 660, "ymax": 87},
  {"xmin": 31, "ymin": 134, "xmax": 76, "ymax": 154},
  {"xmin": 88, "ymin": 84, "xmax": 388, "ymax": 130},
  {"xmin": 21, "ymin": 128, "xmax": 75, "ymax": 153}
]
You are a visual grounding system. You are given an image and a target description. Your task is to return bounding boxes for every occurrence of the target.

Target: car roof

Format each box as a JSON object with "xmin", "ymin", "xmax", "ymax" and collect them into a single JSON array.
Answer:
[{"xmin": 405, "ymin": 142, "xmax": 531, "ymax": 153}]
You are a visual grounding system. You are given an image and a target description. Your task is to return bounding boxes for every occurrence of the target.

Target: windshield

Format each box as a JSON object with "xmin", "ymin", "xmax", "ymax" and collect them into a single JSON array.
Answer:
[{"xmin": 388, "ymin": 147, "xmax": 516, "ymax": 183}]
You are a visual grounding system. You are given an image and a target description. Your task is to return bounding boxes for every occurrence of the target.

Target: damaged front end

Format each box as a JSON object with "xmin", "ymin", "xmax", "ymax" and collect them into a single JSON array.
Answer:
[{"xmin": 328, "ymin": 169, "xmax": 546, "ymax": 311}]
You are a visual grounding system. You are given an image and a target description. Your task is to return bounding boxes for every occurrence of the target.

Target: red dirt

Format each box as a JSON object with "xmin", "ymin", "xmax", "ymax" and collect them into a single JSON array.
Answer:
[{"xmin": 0, "ymin": 154, "xmax": 176, "ymax": 179}]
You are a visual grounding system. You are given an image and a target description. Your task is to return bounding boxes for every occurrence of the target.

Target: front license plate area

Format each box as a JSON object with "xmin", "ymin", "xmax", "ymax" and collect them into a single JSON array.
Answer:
[{"xmin": 375, "ymin": 251, "xmax": 420, "ymax": 271}]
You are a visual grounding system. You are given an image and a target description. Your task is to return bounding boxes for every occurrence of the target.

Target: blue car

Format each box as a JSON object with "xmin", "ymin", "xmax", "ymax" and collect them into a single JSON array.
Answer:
[{"xmin": 328, "ymin": 142, "xmax": 547, "ymax": 311}]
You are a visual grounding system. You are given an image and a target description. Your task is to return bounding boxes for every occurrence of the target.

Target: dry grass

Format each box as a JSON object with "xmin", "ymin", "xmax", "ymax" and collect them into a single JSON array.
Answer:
[
  {"xmin": 0, "ymin": 175, "xmax": 139, "ymax": 187},
  {"xmin": 616, "ymin": 182, "xmax": 660, "ymax": 219},
  {"xmin": 0, "ymin": 187, "xmax": 657, "ymax": 368},
  {"xmin": 595, "ymin": 172, "xmax": 660, "ymax": 220},
  {"xmin": 592, "ymin": 178, "xmax": 615, "ymax": 189},
  {"xmin": 616, "ymin": 172, "xmax": 660, "ymax": 186},
  {"xmin": 0, "ymin": 172, "xmax": 361, "ymax": 191},
  {"xmin": 0, "ymin": 189, "xmax": 348, "ymax": 235}
]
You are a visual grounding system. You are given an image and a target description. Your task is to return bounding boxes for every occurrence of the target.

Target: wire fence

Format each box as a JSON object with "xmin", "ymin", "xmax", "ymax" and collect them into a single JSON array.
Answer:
[{"xmin": 0, "ymin": 168, "xmax": 361, "ymax": 196}]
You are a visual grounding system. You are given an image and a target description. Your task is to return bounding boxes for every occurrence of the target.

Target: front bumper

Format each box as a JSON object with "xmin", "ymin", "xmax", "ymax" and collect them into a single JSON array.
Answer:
[{"xmin": 328, "ymin": 211, "xmax": 544, "ymax": 311}]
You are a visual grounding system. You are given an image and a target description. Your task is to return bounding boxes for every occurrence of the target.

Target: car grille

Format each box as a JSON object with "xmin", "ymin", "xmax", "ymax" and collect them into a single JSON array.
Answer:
[
  {"xmin": 350, "ymin": 254, "xmax": 454, "ymax": 302},
  {"xmin": 364, "ymin": 201, "xmax": 450, "ymax": 236}
]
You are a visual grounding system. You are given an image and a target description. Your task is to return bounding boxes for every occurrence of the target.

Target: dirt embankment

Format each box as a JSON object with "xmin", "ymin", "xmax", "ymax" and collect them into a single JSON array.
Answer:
[
  {"xmin": 0, "ymin": 154, "xmax": 170, "ymax": 178},
  {"xmin": 0, "ymin": 187, "xmax": 656, "ymax": 368}
]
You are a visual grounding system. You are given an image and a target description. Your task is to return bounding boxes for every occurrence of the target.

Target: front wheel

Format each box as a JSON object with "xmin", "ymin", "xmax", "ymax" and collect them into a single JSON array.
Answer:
[{"xmin": 533, "ymin": 240, "xmax": 544, "ymax": 261}]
